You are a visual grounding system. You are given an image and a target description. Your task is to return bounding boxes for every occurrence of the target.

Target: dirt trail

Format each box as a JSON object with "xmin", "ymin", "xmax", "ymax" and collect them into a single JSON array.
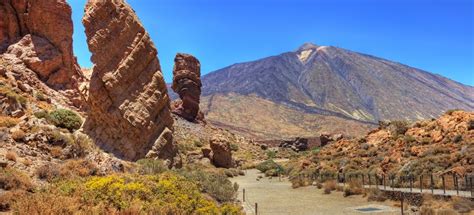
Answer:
[{"xmin": 230, "ymin": 169, "xmax": 399, "ymax": 215}]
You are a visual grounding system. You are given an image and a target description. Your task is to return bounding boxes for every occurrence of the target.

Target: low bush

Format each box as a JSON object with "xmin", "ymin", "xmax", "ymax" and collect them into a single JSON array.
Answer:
[
  {"xmin": 47, "ymin": 109, "xmax": 83, "ymax": 131},
  {"xmin": 366, "ymin": 188, "xmax": 387, "ymax": 202},
  {"xmin": 0, "ymin": 116, "xmax": 19, "ymax": 128},
  {"xmin": 451, "ymin": 197, "xmax": 473, "ymax": 213},
  {"xmin": 35, "ymin": 92, "xmax": 47, "ymax": 102},
  {"xmin": 136, "ymin": 159, "xmax": 167, "ymax": 175},
  {"xmin": 65, "ymin": 133, "xmax": 93, "ymax": 158},
  {"xmin": 5, "ymin": 151, "xmax": 17, "ymax": 162},
  {"xmin": 230, "ymin": 143, "xmax": 239, "ymax": 152},
  {"xmin": 343, "ymin": 181, "xmax": 364, "ymax": 197},
  {"xmin": 323, "ymin": 180, "xmax": 337, "ymax": 192},
  {"xmin": 266, "ymin": 150, "xmax": 277, "ymax": 159},
  {"xmin": 389, "ymin": 121, "xmax": 409, "ymax": 136},
  {"xmin": 36, "ymin": 164, "xmax": 60, "ymax": 182},
  {"xmin": 0, "ymin": 86, "xmax": 27, "ymax": 106},
  {"xmin": 11, "ymin": 130, "xmax": 25, "ymax": 142},
  {"xmin": 0, "ymin": 168, "xmax": 32, "ymax": 191},
  {"xmin": 178, "ymin": 166, "xmax": 239, "ymax": 203},
  {"xmin": 81, "ymin": 172, "xmax": 239, "ymax": 213},
  {"xmin": 256, "ymin": 159, "xmax": 283, "ymax": 175}
]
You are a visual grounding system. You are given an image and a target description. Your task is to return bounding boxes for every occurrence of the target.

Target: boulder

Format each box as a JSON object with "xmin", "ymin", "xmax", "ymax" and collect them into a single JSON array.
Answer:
[
  {"xmin": 279, "ymin": 137, "xmax": 309, "ymax": 152},
  {"xmin": 82, "ymin": 0, "xmax": 178, "ymax": 165},
  {"xmin": 210, "ymin": 136, "xmax": 234, "ymax": 168},
  {"xmin": 171, "ymin": 53, "xmax": 202, "ymax": 121}
]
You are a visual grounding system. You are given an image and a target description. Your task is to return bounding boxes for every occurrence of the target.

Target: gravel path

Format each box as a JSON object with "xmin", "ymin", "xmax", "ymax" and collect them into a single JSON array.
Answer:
[{"xmin": 230, "ymin": 169, "xmax": 399, "ymax": 215}]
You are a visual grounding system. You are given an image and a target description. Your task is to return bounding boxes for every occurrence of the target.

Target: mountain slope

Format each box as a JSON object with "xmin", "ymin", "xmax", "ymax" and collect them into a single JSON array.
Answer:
[{"xmin": 200, "ymin": 43, "xmax": 474, "ymax": 139}]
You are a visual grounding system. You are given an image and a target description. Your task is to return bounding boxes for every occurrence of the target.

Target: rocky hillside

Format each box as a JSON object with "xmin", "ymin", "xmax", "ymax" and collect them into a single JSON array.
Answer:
[
  {"xmin": 201, "ymin": 43, "xmax": 474, "ymax": 139},
  {"xmin": 287, "ymin": 110, "xmax": 473, "ymax": 178}
]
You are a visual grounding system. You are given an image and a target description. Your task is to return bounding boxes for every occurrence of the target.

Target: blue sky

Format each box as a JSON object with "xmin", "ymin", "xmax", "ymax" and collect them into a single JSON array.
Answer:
[{"xmin": 68, "ymin": 0, "xmax": 474, "ymax": 86}]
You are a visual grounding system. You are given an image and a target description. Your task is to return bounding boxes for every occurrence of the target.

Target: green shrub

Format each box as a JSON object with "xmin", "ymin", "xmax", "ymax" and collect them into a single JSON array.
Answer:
[
  {"xmin": 266, "ymin": 150, "xmax": 277, "ymax": 159},
  {"xmin": 33, "ymin": 111, "xmax": 48, "ymax": 119},
  {"xmin": 0, "ymin": 86, "xmax": 27, "ymax": 106},
  {"xmin": 230, "ymin": 143, "xmax": 239, "ymax": 152},
  {"xmin": 256, "ymin": 159, "xmax": 284, "ymax": 175},
  {"xmin": 47, "ymin": 109, "xmax": 83, "ymax": 131},
  {"xmin": 35, "ymin": 92, "xmax": 47, "ymax": 101}
]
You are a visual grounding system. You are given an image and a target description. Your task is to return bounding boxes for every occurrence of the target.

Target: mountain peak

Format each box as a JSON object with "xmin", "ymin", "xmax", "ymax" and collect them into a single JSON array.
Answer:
[{"xmin": 297, "ymin": 42, "xmax": 319, "ymax": 51}]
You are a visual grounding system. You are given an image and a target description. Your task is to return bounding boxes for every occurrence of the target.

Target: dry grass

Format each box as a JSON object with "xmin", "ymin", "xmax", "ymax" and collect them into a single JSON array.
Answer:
[
  {"xmin": 343, "ymin": 180, "xmax": 365, "ymax": 197},
  {"xmin": 11, "ymin": 130, "xmax": 26, "ymax": 142},
  {"xmin": 322, "ymin": 180, "xmax": 337, "ymax": 194},
  {"xmin": 10, "ymin": 192, "xmax": 81, "ymax": 214},
  {"xmin": 0, "ymin": 116, "xmax": 19, "ymax": 128},
  {"xmin": 49, "ymin": 146, "xmax": 63, "ymax": 158},
  {"xmin": 59, "ymin": 159, "xmax": 98, "ymax": 178},
  {"xmin": 323, "ymin": 180, "xmax": 337, "ymax": 191},
  {"xmin": 0, "ymin": 168, "xmax": 33, "ymax": 191},
  {"xmin": 451, "ymin": 197, "xmax": 473, "ymax": 213},
  {"xmin": 366, "ymin": 188, "xmax": 387, "ymax": 202},
  {"xmin": 36, "ymin": 159, "xmax": 98, "ymax": 182},
  {"xmin": 5, "ymin": 151, "xmax": 17, "ymax": 162},
  {"xmin": 21, "ymin": 159, "xmax": 32, "ymax": 166}
]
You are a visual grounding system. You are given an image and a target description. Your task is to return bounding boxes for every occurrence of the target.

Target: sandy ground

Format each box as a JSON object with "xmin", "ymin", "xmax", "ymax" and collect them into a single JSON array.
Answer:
[{"xmin": 230, "ymin": 169, "xmax": 400, "ymax": 215}]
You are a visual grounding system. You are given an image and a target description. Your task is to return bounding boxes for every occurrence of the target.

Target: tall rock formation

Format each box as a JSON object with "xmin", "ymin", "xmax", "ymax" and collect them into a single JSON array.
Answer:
[
  {"xmin": 171, "ymin": 53, "xmax": 202, "ymax": 121},
  {"xmin": 82, "ymin": 0, "xmax": 179, "ymax": 165},
  {"xmin": 0, "ymin": 0, "xmax": 82, "ymax": 89}
]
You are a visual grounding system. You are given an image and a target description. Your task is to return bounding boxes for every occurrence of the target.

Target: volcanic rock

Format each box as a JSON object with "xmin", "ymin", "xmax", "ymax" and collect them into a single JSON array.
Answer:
[
  {"xmin": 171, "ymin": 53, "xmax": 202, "ymax": 121},
  {"xmin": 82, "ymin": 0, "xmax": 178, "ymax": 165},
  {"xmin": 0, "ymin": 0, "xmax": 82, "ymax": 89},
  {"xmin": 210, "ymin": 135, "xmax": 234, "ymax": 168}
]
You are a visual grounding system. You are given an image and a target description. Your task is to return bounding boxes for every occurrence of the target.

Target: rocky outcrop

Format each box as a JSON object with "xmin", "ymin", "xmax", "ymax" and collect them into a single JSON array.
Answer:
[
  {"xmin": 209, "ymin": 136, "xmax": 234, "ymax": 168},
  {"xmin": 0, "ymin": 0, "xmax": 82, "ymax": 89},
  {"xmin": 82, "ymin": 0, "xmax": 179, "ymax": 165},
  {"xmin": 171, "ymin": 53, "xmax": 202, "ymax": 121}
]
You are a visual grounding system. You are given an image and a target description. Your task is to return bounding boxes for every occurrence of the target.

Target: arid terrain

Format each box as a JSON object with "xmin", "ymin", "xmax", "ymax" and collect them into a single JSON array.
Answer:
[{"xmin": 0, "ymin": 0, "xmax": 473, "ymax": 214}]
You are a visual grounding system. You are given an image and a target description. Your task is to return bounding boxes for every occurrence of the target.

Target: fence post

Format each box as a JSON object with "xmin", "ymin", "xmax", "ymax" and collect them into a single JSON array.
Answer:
[
  {"xmin": 430, "ymin": 174, "xmax": 434, "ymax": 194},
  {"xmin": 455, "ymin": 175, "xmax": 459, "ymax": 196},
  {"xmin": 400, "ymin": 193, "xmax": 404, "ymax": 215},
  {"xmin": 383, "ymin": 175, "xmax": 386, "ymax": 190},
  {"xmin": 465, "ymin": 175, "xmax": 468, "ymax": 192},
  {"xmin": 409, "ymin": 176, "xmax": 413, "ymax": 192},
  {"xmin": 391, "ymin": 176, "xmax": 395, "ymax": 191},
  {"xmin": 470, "ymin": 177, "xmax": 473, "ymax": 198},
  {"xmin": 368, "ymin": 174, "xmax": 371, "ymax": 188},
  {"xmin": 375, "ymin": 175, "xmax": 379, "ymax": 189},
  {"xmin": 243, "ymin": 189, "xmax": 245, "ymax": 202},
  {"xmin": 420, "ymin": 175, "xmax": 423, "ymax": 193},
  {"xmin": 442, "ymin": 175, "xmax": 446, "ymax": 195},
  {"xmin": 255, "ymin": 203, "xmax": 258, "ymax": 215}
]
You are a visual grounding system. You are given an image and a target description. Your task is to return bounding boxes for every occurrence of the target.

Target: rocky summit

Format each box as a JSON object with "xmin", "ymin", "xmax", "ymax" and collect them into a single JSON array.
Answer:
[
  {"xmin": 171, "ymin": 53, "xmax": 203, "ymax": 122},
  {"xmin": 82, "ymin": 0, "xmax": 178, "ymax": 164},
  {"xmin": 201, "ymin": 43, "xmax": 474, "ymax": 139}
]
